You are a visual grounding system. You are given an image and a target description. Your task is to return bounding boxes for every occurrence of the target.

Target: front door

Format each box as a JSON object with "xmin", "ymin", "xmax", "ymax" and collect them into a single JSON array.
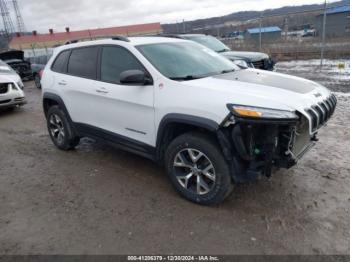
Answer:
[{"xmin": 92, "ymin": 45, "xmax": 155, "ymax": 146}]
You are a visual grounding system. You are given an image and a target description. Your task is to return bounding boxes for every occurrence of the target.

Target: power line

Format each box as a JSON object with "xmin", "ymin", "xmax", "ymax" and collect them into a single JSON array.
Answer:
[{"xmin": 320, "ymin": 0, "xmax": 327, "ymax": 67}]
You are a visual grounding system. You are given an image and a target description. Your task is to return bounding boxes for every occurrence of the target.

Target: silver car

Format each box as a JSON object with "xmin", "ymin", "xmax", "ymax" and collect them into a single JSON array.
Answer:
[{"xmin": 0, "ymin": 60, "xmax": 26, "ymax": 109}]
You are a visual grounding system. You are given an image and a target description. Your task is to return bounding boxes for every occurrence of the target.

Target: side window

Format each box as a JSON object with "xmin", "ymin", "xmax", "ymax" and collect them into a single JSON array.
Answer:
[
  {"xmin": 101, "ymin": 46, "xmax": 145, "ymax": 84},
  {"xmin": 67, "ymin": 47, "xmax": 98, "ymax": 79},
  {"xmin": 51, "ymin": 50, "xmax": 70, "ymax": 73}
]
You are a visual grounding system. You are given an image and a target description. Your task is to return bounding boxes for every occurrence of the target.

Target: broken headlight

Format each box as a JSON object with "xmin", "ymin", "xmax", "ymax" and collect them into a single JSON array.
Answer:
[{"xmin": 228, "ymin": 104, "xmax": 298, "ymax": 120}]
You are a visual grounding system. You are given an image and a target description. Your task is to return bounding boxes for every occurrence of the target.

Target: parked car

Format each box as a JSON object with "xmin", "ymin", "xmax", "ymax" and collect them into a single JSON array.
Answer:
[
  {"xmin": 0, "ymin": 74, "xmax": 26, "ymax": 110},
  {"xmin": 41, "ymin": 37, "xmax": 336, "ymax": 205},
  {"xmin": 31, "ymin": 63, "xmax": 45, "ymax": 89},
  {"xmin": 0, "ymin": 59, "xmax": 24, "ymax": 89},
  {"xmin": 0, "ymin": 50, "xmax": 32, "ymax": 80},
  {"xmin": 169, "ymin": 34, "xmax": 275, "ymax": 70}
]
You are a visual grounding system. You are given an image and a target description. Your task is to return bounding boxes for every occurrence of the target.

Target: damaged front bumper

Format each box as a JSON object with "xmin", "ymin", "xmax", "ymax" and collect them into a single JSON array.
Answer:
[{"xmin": 217, "ymin": 111, "xmax": 326, "ymax": 183}]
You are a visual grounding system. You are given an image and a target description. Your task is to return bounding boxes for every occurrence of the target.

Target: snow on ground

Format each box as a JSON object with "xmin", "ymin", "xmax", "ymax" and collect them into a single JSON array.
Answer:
[{"xmin": 276, "ymin": 59, "xmax": 350, "ymax": 93}]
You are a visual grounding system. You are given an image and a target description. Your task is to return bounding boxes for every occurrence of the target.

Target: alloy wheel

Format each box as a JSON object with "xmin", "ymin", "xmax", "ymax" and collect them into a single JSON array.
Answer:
[
  {"xmin": 173, "ymin": 148, "xmax": 216, "ymax": 195},
  {"xmin": 49, "ymin": 114, "xmax": 65, "ymax": 144}
]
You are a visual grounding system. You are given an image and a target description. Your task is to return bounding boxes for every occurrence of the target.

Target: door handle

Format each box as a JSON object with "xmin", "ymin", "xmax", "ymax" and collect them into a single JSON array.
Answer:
[
  {"xmin": 96, "ymin": 87, "xmax": 109, "ymax": 94},
  {"xmin": 58, "ymin": 80, "xmax": 67, "ymax": 86}
]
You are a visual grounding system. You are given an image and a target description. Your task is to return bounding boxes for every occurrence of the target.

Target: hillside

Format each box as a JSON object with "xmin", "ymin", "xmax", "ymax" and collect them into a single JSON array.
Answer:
[{"xmin": 162, "ymin": 0, "xmax": 350, "ymax": 34}]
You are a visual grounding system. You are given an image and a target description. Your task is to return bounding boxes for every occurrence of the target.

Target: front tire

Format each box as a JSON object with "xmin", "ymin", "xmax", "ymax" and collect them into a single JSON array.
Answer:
[
  {"xmin": 165, "ymin": 132, "xmax": 233, "ymax": 205},
  {"xmin": 47, "ymin": 106, "xmax": 80, "ymax": 150}
]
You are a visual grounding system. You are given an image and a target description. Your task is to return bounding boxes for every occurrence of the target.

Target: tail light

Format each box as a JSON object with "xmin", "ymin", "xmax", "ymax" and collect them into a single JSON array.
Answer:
[{"xmin": 39, "ymin": 69, "xmax": 44, "ymax": 79}]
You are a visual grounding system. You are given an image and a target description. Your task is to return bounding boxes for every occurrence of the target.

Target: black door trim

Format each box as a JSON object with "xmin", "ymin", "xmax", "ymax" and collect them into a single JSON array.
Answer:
[{"xmin": 74, "ymin": 123, "xmax": 156, "ymax": 161}]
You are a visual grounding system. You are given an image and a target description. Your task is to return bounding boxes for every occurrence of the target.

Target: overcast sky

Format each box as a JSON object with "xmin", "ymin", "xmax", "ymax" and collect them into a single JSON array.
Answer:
[{"xmin": 14, "ymin": 0, "xmax": 337, "ymax": 33}]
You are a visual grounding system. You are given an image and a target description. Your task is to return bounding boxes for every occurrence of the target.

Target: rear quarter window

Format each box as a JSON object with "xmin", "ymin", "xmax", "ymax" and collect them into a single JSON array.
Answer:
[{"xmin": 51, "ymin": 50, "xmax": 70, "ymax": 73}]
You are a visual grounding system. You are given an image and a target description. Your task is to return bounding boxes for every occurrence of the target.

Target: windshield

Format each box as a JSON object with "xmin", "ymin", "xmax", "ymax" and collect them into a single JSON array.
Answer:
[
  {"xmin": 0, "ymin": 60, "xmax": 16, "ymax": 75},
  {"xmin": 183, "ymin": 35, "xmax": 230, "ymax": 53},
  {"xmin": 137, "ymin": 42, "xmax": 238, "ymax": 80}
]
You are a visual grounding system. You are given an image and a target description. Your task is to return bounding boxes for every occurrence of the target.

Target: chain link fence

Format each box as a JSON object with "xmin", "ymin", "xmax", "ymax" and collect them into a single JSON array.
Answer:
[{"xmin": 173, "ymin": 3, "xmax": 350, "ymax": 63}]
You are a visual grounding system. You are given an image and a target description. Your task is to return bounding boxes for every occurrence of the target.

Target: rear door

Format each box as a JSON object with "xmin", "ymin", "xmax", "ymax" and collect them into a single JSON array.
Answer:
[{"xmin": 60, "ymin": 46, "xmax": 102, "ymax": 126}]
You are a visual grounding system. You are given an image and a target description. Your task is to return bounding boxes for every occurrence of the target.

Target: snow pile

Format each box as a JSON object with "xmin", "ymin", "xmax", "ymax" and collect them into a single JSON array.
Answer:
[{"xmin": 276, "ymin": 59, "xmax": 350, "ymax": 93}]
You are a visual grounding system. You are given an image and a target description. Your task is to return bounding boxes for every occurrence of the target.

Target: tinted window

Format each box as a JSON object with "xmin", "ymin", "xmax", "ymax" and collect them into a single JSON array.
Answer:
[
  {"xmin": 51, "ymin": 50, "xmax": 70, "ymax": 73},
  {"xmin": 137, "ymin": 42, "xmax": 237, "ymax": 80},
  {"xmin": 68, "ymin": 47, "xmax": 98, "ymax": 79},
  {"xmin": 101, "ymin": 46, "xmax": 144, "ymax": 83},
  {"xmin": 183, "ymin": 35, "xmax": 230, "ymax": 53}
]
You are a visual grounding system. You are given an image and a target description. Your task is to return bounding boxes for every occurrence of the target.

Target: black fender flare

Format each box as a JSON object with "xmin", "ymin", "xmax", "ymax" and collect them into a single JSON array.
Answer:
[
  {"xmin": 42, "ymin": 92, "xmax": 72, "ymax": 123},
  {"xmin": 155, "ymin": 113, "xmax": 219, "ymax": 161}
]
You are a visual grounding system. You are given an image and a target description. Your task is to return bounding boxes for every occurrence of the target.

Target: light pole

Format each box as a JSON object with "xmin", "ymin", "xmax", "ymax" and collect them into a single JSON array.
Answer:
[
  {"xmin": 320, "ymin": 0, "xmax": 327, "ymax": 68},
  {"xmin": 259, "ymin": 12, "xmax": 263, "ymax": 51}
]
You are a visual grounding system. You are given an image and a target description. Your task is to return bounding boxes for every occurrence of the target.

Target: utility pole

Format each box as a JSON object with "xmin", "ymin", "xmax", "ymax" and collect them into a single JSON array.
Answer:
[
  {"xmin": 320, "ymin": 0, "xmax": 327, "ymax": 68},
  {"xmin": 12, "ymin": 0, "xmax": 26, "ymax": 34},
  {"xmin": 182, "ymin": 19, "xmax": 185, "ymax": 34},
  {"xmin": 284, "ymin": 16, "xmax": 289, "ymax": 41},
  {"xmin": 259, "ymin": 12, "xmax": 263, "ymax": 51}
]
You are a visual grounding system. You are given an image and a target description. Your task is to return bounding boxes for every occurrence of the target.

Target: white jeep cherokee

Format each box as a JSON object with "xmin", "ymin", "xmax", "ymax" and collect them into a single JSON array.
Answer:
[{"xmin": 41, "ymin": 36, "xmax": 337, "ymax": 205}]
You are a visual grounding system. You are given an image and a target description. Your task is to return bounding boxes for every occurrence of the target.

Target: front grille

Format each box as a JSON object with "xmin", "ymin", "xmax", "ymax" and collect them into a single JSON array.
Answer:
[
  {"xmin": 0, "ymin": 83, "xmax": 9, "ymax": 94},
  {"xmin": 252, "ymin": 60, "xmax": 265, "ymax": 69},
  {"xmin": 306, "ymin": 94, "xmax": 337, "ymax": 132},
  {"xmin": 306, "ymin": 109, "xmax": 317, "ymax": 130},
  {"xmin": 0, "ymin": 99, "xmax": 11, "ymax": 104}
]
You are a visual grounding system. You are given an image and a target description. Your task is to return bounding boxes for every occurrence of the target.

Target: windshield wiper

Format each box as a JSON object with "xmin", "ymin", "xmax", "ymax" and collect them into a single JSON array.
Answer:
[
  {"xmin": 217, "ymin": 49, "xmax": 230, "ymax": 53},
  {"xmin": 169, "ymin": 75, "xmax": 204, "ymax": 81},
  {"xmin": 221, "ymin": 69, "xmax": 235, "ymax": 74}
]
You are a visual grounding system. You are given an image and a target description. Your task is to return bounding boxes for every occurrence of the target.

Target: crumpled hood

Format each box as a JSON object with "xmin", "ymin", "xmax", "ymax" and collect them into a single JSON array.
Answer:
[
  {"xmin": 184, "ymin": 69, "xmax": 331, "ymax": 116},
  {"xmin": 221, "ymin": 51, "xmax": 269, "ymax": 62}
]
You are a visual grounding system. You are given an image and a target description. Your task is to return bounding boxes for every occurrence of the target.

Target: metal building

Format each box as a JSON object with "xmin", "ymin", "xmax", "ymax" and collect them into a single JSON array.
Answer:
[
  {"xmin": 316, "ymin": 5, "xmax": 350, "ymax": 38},
  {"xmin": 244, "ymin": 26, "xmax": 282, "ymax": 42}
]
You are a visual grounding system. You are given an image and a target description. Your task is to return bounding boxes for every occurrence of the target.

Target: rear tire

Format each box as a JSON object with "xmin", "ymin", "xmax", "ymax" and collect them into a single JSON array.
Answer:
[
  {"xmin": 164, "ymin": 132, "xmax": 233, "ymax": 205},
  {"xmin": 47, "ymin": 106, "xmax": 80, "ymax": 150},
  {"xmin": 34, "ymin": 74, "xmax": 41, "ymax": 89}
]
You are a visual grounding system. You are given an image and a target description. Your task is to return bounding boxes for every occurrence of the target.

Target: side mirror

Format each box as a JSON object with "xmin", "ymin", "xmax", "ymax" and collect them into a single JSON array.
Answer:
[{"xmin": 119, "ymin": 70, "xmax": 152, "ymax": 85}]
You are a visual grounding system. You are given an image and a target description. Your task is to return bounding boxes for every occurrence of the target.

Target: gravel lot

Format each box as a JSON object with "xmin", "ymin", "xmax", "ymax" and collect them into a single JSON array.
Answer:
[{"xmin": 1, "ymin": 74, "xmax": 350, "ymax": 254}]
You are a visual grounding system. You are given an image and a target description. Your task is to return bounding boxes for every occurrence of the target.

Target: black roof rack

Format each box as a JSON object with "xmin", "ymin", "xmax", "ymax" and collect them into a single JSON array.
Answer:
[
  {"xmin": 142, "ymin": 34, "xmax": 183, "ymax": 39},
  {"xmin": 64, "ymin": 39, "xmax": 79, "ymax": 45},
  {"xmin": 133, "ymin": 34, "xmax": 184, "ymax": 39},
  {"xmin": 159, "ymin": 34, "xmax": 183, "ymax": 39},
  {"xmin": 111, "ymin": 35, "xmax": 130, "ymax": 42},
  {"xmin": 63, "ymin": 35, "xmax": 130, "ymax": 45}
]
